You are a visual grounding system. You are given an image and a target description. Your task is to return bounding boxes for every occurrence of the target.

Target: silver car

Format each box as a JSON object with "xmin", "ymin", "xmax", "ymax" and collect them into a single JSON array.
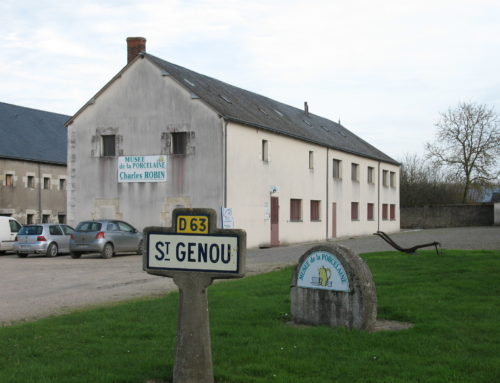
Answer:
[
  {"xmin": 70, "ymin": 220, "xmax": 143, "ymax": 259},
  {"xmin": 14, "ymin": 224, "xmax": 75, "ymax": 257}
]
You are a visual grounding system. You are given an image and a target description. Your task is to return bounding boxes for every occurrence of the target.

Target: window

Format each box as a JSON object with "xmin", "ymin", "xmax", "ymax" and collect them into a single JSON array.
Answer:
[
  {"xmin": 390, "ymin": 171, "xmax": 396, "ymax": 188},
  {"xmin": 310, "ymin": 200, "xmax": 321, "ymax": 221},
  {"xmin": 9, "ymin": 220, "xmax": 21, "ymax": 233},
  {"xmin": 118, "ymin": 221, "xmax": 135, "ymax": 233},
  {"xmin": 382, "ymin": 204, "xmax": 388, "ymax": 220},
  {"xmin": 102, "ymin": 135, "xmax": 116, "ymax": 157},
  {"xmin": 43, "ymin": 177, "xmax": 51, "ymax": 190},
  {"xmin": 351, "ymin": 163, "xmax": 359, "ymax": 182},
  {"xmin": 62, "ymin": 225, "xmax": 74, "ymax": 235},
  {"xmin": 59, "ymin": 179, "xmax": 66, "ymax": 191},
  {"xmin": 49, "ymin": 225, "xmax": 63, "ymax": 236},
  {"xmin": 382, "ymin": 170, "xmax": 388, "ymax": 187},
  {"xmin": 367, "ymin": 203, "xmax": 374, "ymax": 221},
  {"xmin": 262, "ymin": 140, "xmax": 269, "ymax": 162},
  {"xmin": 172, "ymin": 132, "xmax": 188, "ymax": 155},
  {"xmin": 107, "ymin": 222, "xmax": 120, "ymax": 231},
  {"xmin": 332, "ymin": 159, "xmax": 341, "ymax": 179},
  {"xmin": 367, "ymin": 167, "xmax": 374, "ymax": 184},
  {"xmin": 351, "ymin": 202, "xmax": 359, "ymax": 221},
  {"xmin": 27, "ymin": 214, "xmax": 34, "ymax": 224},
  {"xmin": 390, "ymin": 204, "xmax": 396, "ymax": 220},
  {"xmin": 309, "ymin": 151, "xmax": 314, "ymax": 169},
  {"xmin": 27, "ymin": 176, "xmax": 35, "ymax": 188},
  {"xmin": 290, "ymin": 199, "xmax": 302, "ymax": 221},
  {"xmin": 5, "ymin": 174, "xmax": 13, "ymax": 187},
  {"xmin": 42, "ymin": 214, "xmax": 50, "ymax": 223},
  {"xmin": 58, "ymin": 214, "xmax": 66, "ymax": 224}
]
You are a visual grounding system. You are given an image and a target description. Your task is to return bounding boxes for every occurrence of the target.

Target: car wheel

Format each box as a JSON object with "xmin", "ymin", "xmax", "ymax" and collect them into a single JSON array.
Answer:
[
  {"xmin": 101, "ymin": 243, "xmax": 114, "ymax": 259},
  {"xmin": 70, "ymin": 252, "xmax": 82, "ymax": 259},
  {"xmin": 137, "ymin": 240, "xmax": 143, "ymax": 255},
  {"xmin": 17, "ymin": 252, "xmax": 28, "ymax": 258},
  {"xmin": 46, "ymin": 243, "xmax": 58, "ymax": 257}
]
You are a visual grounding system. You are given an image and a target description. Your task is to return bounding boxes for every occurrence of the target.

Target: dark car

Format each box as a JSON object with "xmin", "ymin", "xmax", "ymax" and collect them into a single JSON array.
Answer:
[
  {"xmin": 70, "ymin": 220, "xmax": 143, "ymax": 259},
  {"xmin": 14, "ymin": 224, "xmax": 75, "ymax": 257}
]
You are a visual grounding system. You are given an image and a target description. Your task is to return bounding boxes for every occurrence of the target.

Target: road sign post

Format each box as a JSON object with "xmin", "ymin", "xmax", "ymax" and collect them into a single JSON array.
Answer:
[{"xmin": 143, "ymin": 208, "xmax": 246, "ymax": 383}]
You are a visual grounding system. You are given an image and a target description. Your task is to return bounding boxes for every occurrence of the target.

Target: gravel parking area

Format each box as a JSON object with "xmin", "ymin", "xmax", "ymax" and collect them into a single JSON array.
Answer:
[{"xmin": 1, "ymin": 226, "xmax": 498, "ymax": 325}]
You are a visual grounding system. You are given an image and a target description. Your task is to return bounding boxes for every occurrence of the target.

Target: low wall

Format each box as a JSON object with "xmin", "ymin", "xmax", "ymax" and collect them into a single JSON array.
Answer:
[{"xmin": 401, "ymin": 204, "xmax": 493, "ymax": 229}]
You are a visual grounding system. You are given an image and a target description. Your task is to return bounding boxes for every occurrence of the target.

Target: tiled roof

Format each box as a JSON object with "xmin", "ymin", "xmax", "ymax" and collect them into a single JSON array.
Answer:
[
  {"xmin": 0, "ymin": 102, "xmax": 69, "ymax": 165},
  {"xmin": 146, "ymin": 54, "xmax": 399, "ymax": 165}
]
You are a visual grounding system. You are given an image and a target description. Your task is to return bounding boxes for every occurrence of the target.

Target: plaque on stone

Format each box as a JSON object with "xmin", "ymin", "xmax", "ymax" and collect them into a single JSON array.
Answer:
[{"xmin": 290, "ymin": 245, "xmax": 377, "ymax": 331}]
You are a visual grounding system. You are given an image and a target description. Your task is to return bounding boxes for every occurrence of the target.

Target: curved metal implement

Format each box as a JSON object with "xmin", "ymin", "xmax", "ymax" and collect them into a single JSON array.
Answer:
[{"xmin": 374, "ymin": 231, "xmax": 441, "ymax": 255}]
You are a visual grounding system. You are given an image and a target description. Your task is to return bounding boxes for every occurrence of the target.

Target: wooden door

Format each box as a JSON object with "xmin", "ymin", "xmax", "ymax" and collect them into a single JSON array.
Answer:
[{"xmin": 270, "ymin": 197, "xmax": 279, "ymax": 246}]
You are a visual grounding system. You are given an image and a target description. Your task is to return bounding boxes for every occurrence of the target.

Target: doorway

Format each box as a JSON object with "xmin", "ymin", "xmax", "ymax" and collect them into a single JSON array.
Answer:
[{"xmin": 270, "ymin": 196, "xmax": 279, "ymax": 246}]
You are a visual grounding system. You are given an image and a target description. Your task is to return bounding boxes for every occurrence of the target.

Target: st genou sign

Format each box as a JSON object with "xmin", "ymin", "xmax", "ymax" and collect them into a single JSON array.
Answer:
[
  {"xmin": 143, "ymin": 208, "xmax": 246, "ymax": 383},
  {"xmin": 145, "ymin": 210, "xmax": 245, "ymax": 276}
]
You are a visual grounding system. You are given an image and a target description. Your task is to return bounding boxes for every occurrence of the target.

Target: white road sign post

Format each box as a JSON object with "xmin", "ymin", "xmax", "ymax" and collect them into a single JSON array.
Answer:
[{"xmin": 143, "ymin": 208, "xmax": 246, "ymax": 383}]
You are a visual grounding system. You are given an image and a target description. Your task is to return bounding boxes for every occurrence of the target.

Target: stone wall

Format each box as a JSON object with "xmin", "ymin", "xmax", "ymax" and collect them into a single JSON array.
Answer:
[{"xmin": 401, "ymin": 204, "xmax": 493, "ymax": 229}]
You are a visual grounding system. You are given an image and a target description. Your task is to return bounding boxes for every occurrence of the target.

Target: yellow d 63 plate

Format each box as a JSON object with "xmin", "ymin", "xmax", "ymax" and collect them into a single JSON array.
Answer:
[{"xmin": 176, "ymin": 215, "xmax": 209, "ymax": 234}]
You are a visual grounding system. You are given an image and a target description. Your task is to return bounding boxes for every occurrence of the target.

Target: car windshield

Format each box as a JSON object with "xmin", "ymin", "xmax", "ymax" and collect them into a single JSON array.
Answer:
[
  {"xmin": 18, "ymin": 226, "xmax": 43, "ymax": 235},
  {"xmin": 76, "ymin": 222, "xmax": 102, "ymax": 232}
]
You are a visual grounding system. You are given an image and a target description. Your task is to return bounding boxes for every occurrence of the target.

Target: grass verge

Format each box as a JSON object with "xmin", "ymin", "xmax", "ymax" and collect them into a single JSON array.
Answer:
[{"xmin": 0, "ymin": 250, "xmax": 499, "ymax": 382}]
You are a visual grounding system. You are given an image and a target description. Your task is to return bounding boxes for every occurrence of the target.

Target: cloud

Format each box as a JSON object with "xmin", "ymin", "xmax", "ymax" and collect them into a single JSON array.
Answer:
[{"xmin": 1, "ymin": 0, "xmax": 500, "ymax": 158}]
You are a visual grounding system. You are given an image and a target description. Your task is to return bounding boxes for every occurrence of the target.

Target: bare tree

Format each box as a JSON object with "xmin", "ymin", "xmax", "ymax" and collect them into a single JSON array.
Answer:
[
  {"xmin": 400, "ymin": 153, "xmax": 462, "ymax": 206},
  {"xmin": 425, "ymin": 102, "xmax": 500, "ymax": 203}
]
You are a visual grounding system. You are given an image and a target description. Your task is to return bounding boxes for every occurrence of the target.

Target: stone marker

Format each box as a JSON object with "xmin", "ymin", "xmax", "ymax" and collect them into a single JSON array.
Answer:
[
  {"xmin": 290, "ymin": 244, "xmax": 376, "ymax": 331},
  {"xmin": 143, "ymin": 208, "xmax": 246, "ymax": 383}
]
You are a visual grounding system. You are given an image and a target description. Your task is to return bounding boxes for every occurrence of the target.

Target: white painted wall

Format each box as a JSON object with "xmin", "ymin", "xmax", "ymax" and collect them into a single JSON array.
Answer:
[{"xmin": 226, "ymin": 123, "xmax": 400, "ymax": 248}]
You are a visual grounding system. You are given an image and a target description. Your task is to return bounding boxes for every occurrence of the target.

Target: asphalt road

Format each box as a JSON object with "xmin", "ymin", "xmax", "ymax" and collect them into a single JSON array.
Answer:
[{"xmin": 1, "ymin": 226, "xmax": 498, "ymax": 325}]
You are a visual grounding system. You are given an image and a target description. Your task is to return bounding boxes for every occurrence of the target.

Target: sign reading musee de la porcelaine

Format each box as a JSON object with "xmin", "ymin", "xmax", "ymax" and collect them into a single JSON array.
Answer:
[
  {"xmin": 118, "ymin": 155, "xmax": 167, "ymax": 183},
  {"xmin": 297, "ymin": 250, "xmax": 350, "ymax": 292}
]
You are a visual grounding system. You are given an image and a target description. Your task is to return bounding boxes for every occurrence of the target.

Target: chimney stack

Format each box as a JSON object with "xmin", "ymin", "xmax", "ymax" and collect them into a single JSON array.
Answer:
[
  {"xmin": 304, "ymin": 101, "xmax": 309, "ymax": 116},
  {"xmin": 126, "ymin": 37, "xmax": 146, "ymax": 64}
]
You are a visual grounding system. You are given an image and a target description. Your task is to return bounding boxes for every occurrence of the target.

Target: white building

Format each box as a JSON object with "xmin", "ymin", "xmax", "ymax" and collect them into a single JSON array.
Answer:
[{"xmin": 67, "ymin": 37, "xmax": 399, "ymax": 248}]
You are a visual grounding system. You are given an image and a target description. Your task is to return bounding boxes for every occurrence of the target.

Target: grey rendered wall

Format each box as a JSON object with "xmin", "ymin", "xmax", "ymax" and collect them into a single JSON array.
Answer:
[
  {"xmin": 0, "ymin": 158, "xmax": 67, "ymax": 223},
  {"xmin": 67, "ymin": 58, "xmax": 224, "ymax": 230}
]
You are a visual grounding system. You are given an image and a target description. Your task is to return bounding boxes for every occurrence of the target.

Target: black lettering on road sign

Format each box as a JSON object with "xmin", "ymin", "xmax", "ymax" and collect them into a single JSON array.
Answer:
[
  {"xmin": 222, "ymin": 244, "xmax": 231, "ymax": 264},
  {"xmin": 188, "ymin": 242, "xmax": 196, "ymax": 262},
  {"xmin": 179, "ymin": 218, "xmax": 187, "ymax": 231},
  {"xmin": 155, "ymin": 241, "xmax": 171, "ymax": 261},
  {"xmin": 176, "ymin": 242, "xmax": 186, "ymax": 262}
]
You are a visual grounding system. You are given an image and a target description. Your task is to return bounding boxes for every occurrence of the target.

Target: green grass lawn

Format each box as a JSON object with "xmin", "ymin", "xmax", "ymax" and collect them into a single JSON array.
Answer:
[{"xmin": 0, "ymin": 250, "xmax": 499, "ymax": 383}]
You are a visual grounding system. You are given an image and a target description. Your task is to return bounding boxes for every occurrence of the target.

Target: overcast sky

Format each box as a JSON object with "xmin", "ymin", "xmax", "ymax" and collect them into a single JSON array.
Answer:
[{"xmin": 1, "ymin": 0, "xmax": 499, "ymax": 160}]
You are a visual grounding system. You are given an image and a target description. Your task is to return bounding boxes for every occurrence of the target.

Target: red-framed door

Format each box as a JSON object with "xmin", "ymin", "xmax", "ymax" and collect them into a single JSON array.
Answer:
[{"xmin": 270, "ymin": 196, "xmax": 279, "ymax": 246}]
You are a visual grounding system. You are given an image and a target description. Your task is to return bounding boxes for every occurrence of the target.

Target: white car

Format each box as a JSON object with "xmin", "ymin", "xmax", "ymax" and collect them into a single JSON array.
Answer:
[{"xmin": 0, "ymin": 216, "xmax": 22, "ymax": 254}]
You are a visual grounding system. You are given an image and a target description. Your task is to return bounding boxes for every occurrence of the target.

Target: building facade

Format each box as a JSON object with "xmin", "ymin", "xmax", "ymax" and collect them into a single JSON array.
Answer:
[
  {"xmin": 0, "ymin": 102, "xmax": 69, "ymax": 224},
  {"xmin": 67, "ymin": 38, "xmax": 399, "ymax": 248}
]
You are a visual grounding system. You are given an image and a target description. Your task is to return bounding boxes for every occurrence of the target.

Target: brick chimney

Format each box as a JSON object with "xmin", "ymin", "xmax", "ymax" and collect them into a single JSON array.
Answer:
[{"xmin": 126, "ymin": 37, "xmax": 146, "ymax": 64}]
